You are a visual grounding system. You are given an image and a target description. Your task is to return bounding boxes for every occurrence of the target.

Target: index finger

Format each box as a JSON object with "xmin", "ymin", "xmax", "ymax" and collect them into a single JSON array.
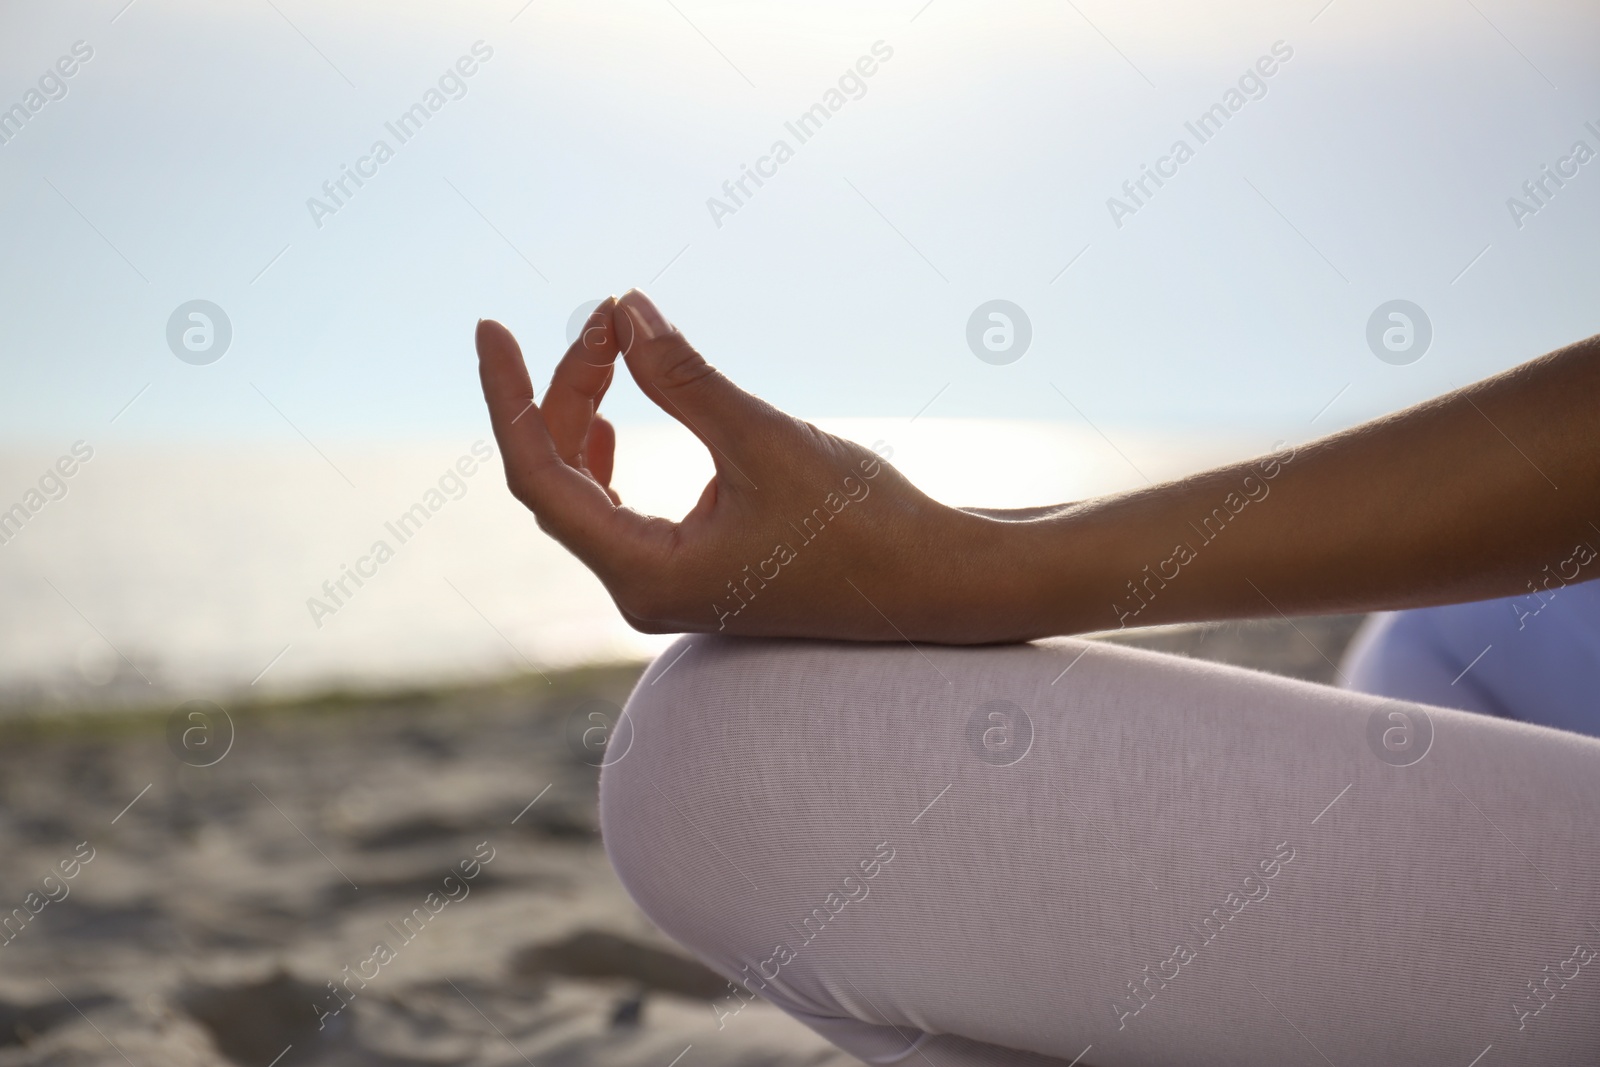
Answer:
[
  {"xmin": 475, "ymin": 317, "xmax": 632, "ymax": 569},
  {"xmin": 545, "ymin": 297, "xmax": 620, "ymax": 466}
]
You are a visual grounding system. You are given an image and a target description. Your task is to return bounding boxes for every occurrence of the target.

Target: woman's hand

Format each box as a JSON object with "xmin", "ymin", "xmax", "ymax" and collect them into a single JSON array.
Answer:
[
  {"xmin": 480, "ymin": 290, "xmax": 1600, "ymax": 641},
  {"xmin": 475, "ymin": 290, "xmax": 1028, "ymax": 643}
]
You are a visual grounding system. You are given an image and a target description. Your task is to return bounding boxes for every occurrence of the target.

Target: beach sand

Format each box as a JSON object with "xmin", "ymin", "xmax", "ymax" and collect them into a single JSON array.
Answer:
[{"xmin": 0, "ymin": 616, "xmax": 1365, "ymax": 1066}]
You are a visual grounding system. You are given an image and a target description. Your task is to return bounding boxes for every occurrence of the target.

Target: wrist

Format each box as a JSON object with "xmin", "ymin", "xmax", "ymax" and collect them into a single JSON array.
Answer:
[
  {"xmin": 981, "ymin": 500, "xmax": 1149, "ymax": 639},
  {"xmin": 932, "ymin": 506, "xmax": 1109, "ymax": 642}
]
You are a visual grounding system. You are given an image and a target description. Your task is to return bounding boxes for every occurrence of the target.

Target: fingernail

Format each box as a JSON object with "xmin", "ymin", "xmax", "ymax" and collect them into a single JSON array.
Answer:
[{"xmin": 621, "ymin": 290, "xmax": 672, "ymax": 341}]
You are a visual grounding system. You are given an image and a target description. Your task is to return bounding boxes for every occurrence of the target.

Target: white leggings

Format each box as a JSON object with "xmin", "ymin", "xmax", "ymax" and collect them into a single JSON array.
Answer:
[{"xmin": 600, "ymin": 635, "xmax": 1600, "ymax": 1066}]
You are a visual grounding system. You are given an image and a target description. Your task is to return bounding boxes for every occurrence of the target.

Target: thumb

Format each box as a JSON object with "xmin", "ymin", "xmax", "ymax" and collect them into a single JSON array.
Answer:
[{"xmin": 614, "ymin": 289, "xmax": 771, "ymax": 475}]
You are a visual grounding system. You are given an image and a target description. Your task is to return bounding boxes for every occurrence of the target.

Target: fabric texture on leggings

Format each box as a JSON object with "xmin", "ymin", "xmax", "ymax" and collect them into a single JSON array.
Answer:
[
  {"xmin": 600, "ymin": 634, "xmax": 1600, "ymax": 1066},
  {"xmin": 1342, "ymin": 578, "xmax": 1600, "ymax": 738}
]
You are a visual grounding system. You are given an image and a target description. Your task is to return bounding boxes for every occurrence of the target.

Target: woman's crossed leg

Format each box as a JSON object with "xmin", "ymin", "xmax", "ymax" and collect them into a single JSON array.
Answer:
[{"xmin": 602, "ymin": 635, "xmax": 1600, "ymax": 1067}]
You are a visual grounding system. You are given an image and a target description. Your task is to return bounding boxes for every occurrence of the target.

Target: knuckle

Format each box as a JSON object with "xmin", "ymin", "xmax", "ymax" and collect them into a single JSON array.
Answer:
[
  {"xmin": 652, "ymin": 339, "xmax": 717, "ymax": 392},
  {"xmin": 530, "ymin": 509, "xmax": 556, "ymax": 537},
  {"xmin": 506, "ymin": 474, "xmax": 534, "ymax": 509},
  {"xmin": 776, "ymin": 415, "xmax": 829, "ymax": 453}
]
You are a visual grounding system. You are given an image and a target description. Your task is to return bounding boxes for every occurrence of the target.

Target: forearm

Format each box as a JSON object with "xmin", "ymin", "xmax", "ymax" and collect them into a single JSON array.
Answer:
[
  {"xmin": 478, "ymin": 291, "xmax": 1596, "ymax": 647},
  {"xmin": 1007, "ymin": 332, "xmax": 1600, "ymax": 636}
]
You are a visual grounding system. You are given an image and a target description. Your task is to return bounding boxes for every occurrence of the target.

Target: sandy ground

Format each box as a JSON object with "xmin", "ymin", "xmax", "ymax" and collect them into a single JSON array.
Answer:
[{"xmin": 0, "ymin": 617, "xmax": 1365, "ymax": 1067}]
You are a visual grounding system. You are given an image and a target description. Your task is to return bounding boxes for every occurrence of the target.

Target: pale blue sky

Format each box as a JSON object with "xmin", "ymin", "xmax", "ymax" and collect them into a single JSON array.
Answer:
[{"xmin": 2, "ymin": 0, "xmax": 1597, "ymax": 447}]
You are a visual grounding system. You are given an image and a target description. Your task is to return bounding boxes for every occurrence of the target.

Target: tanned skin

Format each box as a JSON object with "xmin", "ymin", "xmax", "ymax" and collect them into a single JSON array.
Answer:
[{"xmin": 475, "ymin": 289, "xmax": 1599, "ymax": 643}]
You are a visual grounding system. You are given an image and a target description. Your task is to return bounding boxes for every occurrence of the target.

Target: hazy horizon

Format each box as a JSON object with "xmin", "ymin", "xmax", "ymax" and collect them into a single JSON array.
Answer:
[{"xmin": 0, "ymin": 419, "xmax": 1278, "ymax": 709}]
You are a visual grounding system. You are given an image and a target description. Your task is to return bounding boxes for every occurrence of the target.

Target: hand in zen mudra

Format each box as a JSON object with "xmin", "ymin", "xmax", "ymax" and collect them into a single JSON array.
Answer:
[
  {"xmin": 477, "ymin": 291, "xmax": 1600, "ymax": 643},
  {"xmin": 474, "ymin": 290, "xmax": 1014, "ymax": 643}
]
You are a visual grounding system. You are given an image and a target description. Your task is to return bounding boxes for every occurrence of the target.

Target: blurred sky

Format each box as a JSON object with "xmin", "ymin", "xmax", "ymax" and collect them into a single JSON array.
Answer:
[{"xmin": 2, "ymin": 0, "xmax": 1597, "ymax": 447}]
